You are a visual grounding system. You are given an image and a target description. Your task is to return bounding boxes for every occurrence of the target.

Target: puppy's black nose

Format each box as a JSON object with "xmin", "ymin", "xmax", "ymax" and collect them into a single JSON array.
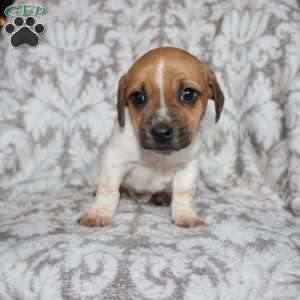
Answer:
[{"xmin": 151, "ymin": 122, "xmax": 173, "ymax": 143}]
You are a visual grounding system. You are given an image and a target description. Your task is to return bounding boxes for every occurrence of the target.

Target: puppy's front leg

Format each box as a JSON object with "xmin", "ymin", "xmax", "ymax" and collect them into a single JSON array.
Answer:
[
  {"xmin": 79, "ymin": 158, "xmax": 128, "ymax": 227},
  {"xmin": 172, "ymin": 160, "xmax": 205, "ymax": 228}
]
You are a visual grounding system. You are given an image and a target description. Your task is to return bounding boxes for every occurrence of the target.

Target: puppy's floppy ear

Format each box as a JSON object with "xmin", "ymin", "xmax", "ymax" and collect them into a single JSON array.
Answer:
[
  {"xmin": 207, "ymin": 67, "xmax": 225, "ymax": 123},
  {"xmin": 117, "ymin": 74, "xmax": 127, "ymax": 127}
]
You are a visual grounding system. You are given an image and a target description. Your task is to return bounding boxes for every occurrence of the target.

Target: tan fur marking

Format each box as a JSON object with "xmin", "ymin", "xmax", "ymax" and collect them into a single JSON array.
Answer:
[
  {"xmin": 173, "ymin": 215, "xmax": 206, "ymax": 228},
  {"xmin": 78, "ymin": 211, "xmax": 113, "ymax": 227}
]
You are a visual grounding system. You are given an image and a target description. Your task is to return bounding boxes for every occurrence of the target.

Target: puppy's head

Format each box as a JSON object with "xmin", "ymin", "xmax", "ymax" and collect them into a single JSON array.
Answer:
[{"xmin": 117, "ymin": 47, "xmax": 224, "ymax": 154}]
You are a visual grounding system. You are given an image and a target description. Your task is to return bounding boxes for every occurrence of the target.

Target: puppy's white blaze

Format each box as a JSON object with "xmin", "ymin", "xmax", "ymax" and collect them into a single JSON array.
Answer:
[{"xmin": 156, "ymin": 59, "xmax": 168, "ymax": 117}]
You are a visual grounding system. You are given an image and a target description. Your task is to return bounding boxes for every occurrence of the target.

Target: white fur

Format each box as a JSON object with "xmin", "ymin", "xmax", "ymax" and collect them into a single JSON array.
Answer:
[
  {"xmin": 156, "ymin": 59, "xmax": 168, "ymax": 118},
  {"xmin": 84, "ymin": 109, "xmax": 204, "ymax": 227}
]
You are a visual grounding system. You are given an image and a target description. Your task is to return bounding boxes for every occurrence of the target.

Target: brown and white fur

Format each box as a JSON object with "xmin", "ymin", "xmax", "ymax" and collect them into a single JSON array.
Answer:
[{"xmin": 79, "ymin": 47, "xmax": 224, "ymax": 228}]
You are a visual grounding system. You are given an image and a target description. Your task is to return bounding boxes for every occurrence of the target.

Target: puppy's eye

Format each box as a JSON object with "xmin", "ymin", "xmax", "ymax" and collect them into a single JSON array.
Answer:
[
  {"xmin": 179, "ymin": 88, "xmax": 199, "ymax": 104},
  {"xmin": 130, "ymin": 91, "xmax": 147, "ymax": 106}
]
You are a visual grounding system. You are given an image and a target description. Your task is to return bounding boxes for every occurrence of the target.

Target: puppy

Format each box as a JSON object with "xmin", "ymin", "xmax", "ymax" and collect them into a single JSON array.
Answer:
[{"xmin": 79, "ymin": 47, "xmax": 224, "ymax": 228}]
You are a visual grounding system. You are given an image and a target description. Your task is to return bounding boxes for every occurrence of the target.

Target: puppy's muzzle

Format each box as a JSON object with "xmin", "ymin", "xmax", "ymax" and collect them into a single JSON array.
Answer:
[
  {"xmin": 150, "ymin": 122, "xmax": 173, "ymax": 144},
  {"xmin": 140, "ymin": 113, "xmax": 191, "ymax": 154}
]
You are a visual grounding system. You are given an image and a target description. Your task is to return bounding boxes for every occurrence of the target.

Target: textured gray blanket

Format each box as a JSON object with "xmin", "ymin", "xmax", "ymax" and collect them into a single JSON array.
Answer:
[{"xmin": 0, "ymin": 0, "xmax": 300, "ymax": 299}]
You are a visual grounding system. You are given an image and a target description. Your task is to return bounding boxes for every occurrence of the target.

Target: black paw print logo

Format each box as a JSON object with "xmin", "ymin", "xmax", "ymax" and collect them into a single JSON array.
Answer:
[{"xmin": 5, "ymin": 16, "xmax": 45, "ymax": 47}]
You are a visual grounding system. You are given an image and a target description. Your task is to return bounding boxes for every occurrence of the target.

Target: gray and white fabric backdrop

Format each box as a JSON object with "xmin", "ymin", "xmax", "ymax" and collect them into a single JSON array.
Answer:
[{"xmin": 0, "ymin": 0, "xmax": 300, "ymax": 299}]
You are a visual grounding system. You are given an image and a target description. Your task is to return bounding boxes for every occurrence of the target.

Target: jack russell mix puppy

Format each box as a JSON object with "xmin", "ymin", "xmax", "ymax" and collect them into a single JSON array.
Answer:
[{"xmin": 79, "ymin": 47, "xmax": 224, "ymax": 228}]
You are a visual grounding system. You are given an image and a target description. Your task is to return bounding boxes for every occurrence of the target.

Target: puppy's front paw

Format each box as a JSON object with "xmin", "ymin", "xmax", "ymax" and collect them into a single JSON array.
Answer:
[
  {"xmin": 78, "ymin": 211, "xmax": 113, "ymax": 227},
  {"xmin": 173, "ymin": 214, "xmax": 206, "ymax": 228}
]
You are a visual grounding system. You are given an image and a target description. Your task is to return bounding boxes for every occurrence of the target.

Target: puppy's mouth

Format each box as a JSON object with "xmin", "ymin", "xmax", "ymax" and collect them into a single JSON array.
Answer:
[
  {"xmin": 139, "ymin": 132, "xmax": 191, "ymax": 155},
  {"xmin": 142, "ymin": 143, "xmax": 191, "ymax": 155}
]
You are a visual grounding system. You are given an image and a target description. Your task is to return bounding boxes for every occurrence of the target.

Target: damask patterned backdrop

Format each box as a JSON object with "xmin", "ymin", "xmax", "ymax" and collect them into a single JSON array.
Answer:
[{"xmin": 0, "ymin": 0, "xmax": 300, "ymax": 299}]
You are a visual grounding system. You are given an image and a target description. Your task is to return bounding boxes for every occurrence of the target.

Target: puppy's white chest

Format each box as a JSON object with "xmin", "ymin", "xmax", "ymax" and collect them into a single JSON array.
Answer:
[{"xmin": 122, "ymin": 163, "xmax": 174, "ymax": 194}]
